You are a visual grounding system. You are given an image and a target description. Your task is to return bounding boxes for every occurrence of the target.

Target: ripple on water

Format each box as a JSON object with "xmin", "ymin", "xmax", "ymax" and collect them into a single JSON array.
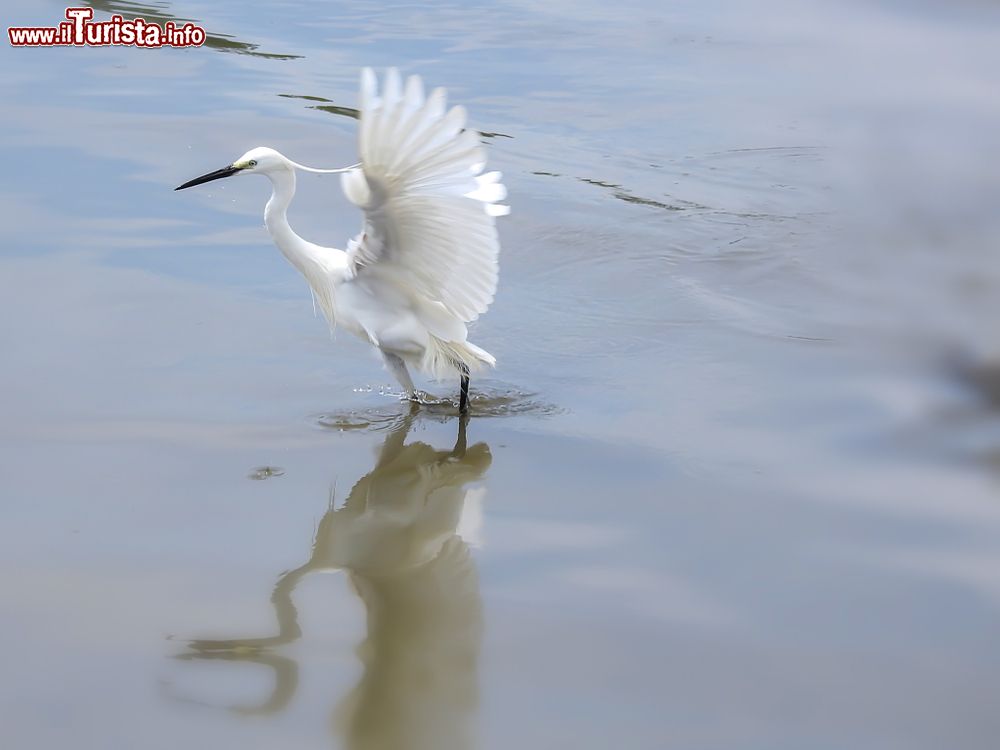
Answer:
[
  {"xmin": 511, "ymin": 145, "xmax": 835, "ymax": 360},
  {"xmin": 313, "ymin": 384, "xmax": 563, "ymax": 431}
]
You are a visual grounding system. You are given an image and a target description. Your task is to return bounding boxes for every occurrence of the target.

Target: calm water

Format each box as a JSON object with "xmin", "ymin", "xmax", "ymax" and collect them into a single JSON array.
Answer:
[{"xmin": 2, "ymin": 1, "xmax": 1000, "ymax": 748}]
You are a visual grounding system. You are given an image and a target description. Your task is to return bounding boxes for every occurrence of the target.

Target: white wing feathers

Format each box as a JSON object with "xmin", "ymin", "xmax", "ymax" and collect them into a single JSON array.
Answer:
[{"xmin": 342, "ymin": 68, "xmax": 509, "ymax": 323}]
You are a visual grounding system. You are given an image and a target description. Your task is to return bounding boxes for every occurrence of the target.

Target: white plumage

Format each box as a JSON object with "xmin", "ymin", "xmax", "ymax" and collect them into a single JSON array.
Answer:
[
  {"xmin": 176, "ymin": 68, "xmax": 509, "ymax": 409},
  {"xmin": 346, "ymin": 68, "xmax": 507, "ymax": 323}
]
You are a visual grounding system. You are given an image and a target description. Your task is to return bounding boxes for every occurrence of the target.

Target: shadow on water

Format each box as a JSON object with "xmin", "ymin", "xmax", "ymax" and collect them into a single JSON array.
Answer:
[
  {"xmin": 278, "ymin": 93, "xmax": 361, "ymax": 120},
  {"xmin": 277, "ymin": 93, "xmax": 514, "ymax": 140},
  {"xmin": 533, "ymin": 170, "xmax": 705, "ymax": 213},
  {"xmin": 83, "ymin": 0, "xmax": 302, "ymax": 59},
  {"xmin": 169, "ymin": 409, "xmax": 490, "ymax": 749},
  {"xmin": 949, "ymin": 353, "xmax": 1000, "ymax": 412},
  {"xmin": 914, "ymin": 350, "xmax": 1000, "ymax": 473}
]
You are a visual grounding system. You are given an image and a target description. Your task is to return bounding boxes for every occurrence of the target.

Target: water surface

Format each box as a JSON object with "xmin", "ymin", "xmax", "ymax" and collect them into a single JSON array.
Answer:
[{"xmin": 2, "ymin": 1, "xmax": 1000, "ymax": 748}]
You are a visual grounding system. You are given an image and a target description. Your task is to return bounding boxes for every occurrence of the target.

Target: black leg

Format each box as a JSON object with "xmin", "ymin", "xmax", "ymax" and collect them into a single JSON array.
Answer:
[
  {"xmin": 452, "ymin": 411, "xmax": 469, "ymax": 457},
  {"xmin": 459, "ymin": 364, "xmax": 470, "ymax": 414}
]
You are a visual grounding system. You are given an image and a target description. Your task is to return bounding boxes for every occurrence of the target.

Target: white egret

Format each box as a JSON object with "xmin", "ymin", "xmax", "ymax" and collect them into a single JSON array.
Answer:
[{"xmin": 176, "ymin": 68, "xmax": 509, "ymax": 412}]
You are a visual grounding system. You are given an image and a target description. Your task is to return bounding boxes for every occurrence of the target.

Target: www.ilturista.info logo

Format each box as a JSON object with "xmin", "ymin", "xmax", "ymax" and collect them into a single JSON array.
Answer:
[{"xmin": 8, "ymin": 7, "xmax": 206, "ymax": 48}]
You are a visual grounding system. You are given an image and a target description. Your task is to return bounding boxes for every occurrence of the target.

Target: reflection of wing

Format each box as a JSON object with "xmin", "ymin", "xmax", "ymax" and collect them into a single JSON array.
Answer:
[
  {"xmin": 456, "ymin": 486, "xmax": 486, "ymax": 548},
  {"xmin": 325, "ymin": 436, "xmax": 491, "ymax": 574},
  {"xmin": 342, "ymin": 68, "xmax": 509, "ymax": 323}
]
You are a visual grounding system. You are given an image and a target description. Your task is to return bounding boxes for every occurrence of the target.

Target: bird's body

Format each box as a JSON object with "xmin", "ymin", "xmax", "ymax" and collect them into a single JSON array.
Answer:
[{"xmin": 176, "ymin": 68, "xmax": 508, "ymax": 410}]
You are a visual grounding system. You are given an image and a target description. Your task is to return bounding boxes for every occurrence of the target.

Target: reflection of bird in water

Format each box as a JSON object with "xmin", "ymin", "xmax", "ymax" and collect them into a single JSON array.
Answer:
[{"xmin": 174, "ymin": 409, "xmax": 490, "ymax": 750}]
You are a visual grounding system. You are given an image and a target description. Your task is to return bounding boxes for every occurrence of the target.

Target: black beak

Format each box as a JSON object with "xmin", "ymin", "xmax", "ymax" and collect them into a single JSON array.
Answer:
[{"xmin": 174, "ymin": 164, "xmax": 242, "ymax": 191}]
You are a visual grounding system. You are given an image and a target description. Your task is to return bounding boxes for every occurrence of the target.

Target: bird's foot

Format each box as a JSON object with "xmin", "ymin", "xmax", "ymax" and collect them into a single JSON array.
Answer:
[{"xmin": 398, "ymin": 389, "xmax": 445, "ymax": 406}]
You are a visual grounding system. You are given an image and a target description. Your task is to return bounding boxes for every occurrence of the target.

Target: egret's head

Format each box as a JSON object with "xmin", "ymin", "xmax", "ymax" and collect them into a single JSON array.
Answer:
[
  {"xmin": 231, "ymin": 147, "xmax": 289, "ymax": 174},
  {"xmin": 174, "ymin": 146, "xmax": 289, "ymax": 191}
]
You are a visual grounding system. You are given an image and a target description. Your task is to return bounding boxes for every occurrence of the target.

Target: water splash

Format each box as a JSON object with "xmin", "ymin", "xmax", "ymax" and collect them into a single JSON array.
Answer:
[{"xmin": 313, "ymin": 384, "xmax": 563, "ymax": 431}]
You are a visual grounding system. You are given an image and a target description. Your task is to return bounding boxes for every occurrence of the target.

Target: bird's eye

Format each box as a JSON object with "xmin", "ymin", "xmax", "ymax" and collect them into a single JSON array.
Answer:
[{"xmin": 248, "ymin": 159, "xmax": 257, "ymax": 167}]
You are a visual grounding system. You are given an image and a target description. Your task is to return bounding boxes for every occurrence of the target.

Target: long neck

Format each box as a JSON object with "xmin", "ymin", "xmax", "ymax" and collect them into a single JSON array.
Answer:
[
  {"xmin": 264, "ymin": 168, "xmax": 310, "ymax": 273},
  {"xmin": 263, "ymin": 167, "xmax": 345, "ymax": 326}
]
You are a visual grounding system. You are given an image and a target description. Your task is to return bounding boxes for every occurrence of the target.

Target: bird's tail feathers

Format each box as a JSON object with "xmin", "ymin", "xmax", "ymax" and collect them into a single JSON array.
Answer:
[{"xmin": 422, "ymin": 337, "xmax": 495, "ymax": 381}]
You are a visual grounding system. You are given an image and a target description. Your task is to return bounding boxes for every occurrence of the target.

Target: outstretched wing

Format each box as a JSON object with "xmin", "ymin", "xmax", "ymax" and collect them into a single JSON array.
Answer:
[{"xmin": 341, "ymin": 68, "xmax": 509, "ymax": 323}]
